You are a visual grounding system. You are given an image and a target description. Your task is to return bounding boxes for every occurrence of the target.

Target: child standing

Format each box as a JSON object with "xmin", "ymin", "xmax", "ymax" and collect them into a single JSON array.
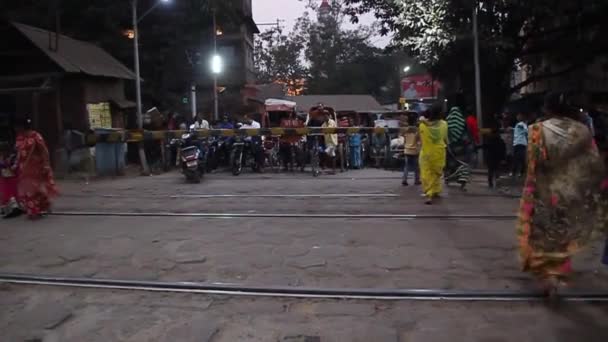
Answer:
[{"xmin": 402, "ymin": 116, "xmax": 421, "ymax": 186}]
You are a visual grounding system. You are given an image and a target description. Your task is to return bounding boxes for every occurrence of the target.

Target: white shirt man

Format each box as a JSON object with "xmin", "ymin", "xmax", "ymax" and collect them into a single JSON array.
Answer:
[
  {"xmin": 191, "ymin": 119, "xmax": 210, "ymax": 129},
  {"xmin": 240, "ymin": 120, "xmax": 261, "ymax": 129},
  {"xmin": 240, "ymin": 118, "xmax": 261, "ymax": 142}
]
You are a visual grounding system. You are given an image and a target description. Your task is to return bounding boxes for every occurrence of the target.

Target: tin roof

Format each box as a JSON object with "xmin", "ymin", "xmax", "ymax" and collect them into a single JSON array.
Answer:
[
  {"xmin": 286, "ymin": 95, "xmax": 385, "ymax": 113},
  {"xmin": 13, "ymin": 22, "xmax": 136, "ymax": 80}
]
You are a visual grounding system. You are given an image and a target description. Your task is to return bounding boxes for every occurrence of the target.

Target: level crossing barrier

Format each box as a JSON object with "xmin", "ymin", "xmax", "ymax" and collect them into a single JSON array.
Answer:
[
  {"xmin": 84, "ymin": 127, "xmax": 426, "ymax": 145},
  {"xmin": 85, "ymin": 127, "xmax": 492, "ymax": 145}
]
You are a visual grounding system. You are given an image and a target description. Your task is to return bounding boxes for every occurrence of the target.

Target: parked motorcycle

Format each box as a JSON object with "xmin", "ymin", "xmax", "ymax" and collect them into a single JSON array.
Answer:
[
  {"xmin": 230, "ymin": 136, "xmax": 263, "ymax": 176},
  {"xmin": 171, "ymin": 129, "xmax": 207, "ymax": 183}
]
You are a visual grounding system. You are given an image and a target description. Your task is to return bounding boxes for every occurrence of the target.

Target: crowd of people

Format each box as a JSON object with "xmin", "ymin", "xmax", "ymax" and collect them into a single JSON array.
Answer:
[{"xmin": 0, "ymin": 118, "xmax": 57, "ymax": 220}]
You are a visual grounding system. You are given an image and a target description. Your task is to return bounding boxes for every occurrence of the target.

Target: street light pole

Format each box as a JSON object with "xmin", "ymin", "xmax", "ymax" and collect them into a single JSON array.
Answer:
[
  {"xmin": 132, "ymin": 0, "xmax": 150, "ymax": 175},
  {"xmin": 473, "ymin": 2, "xmax": 484, "ymax": 167},
  {"xmin": 132, "ymin": 0, "xmax": 143, "ymax": 130},
  {"xmin": 473, "ymin": 3, "xmax": 483, "ymax": 129},
  {"xmin": 213, "ymin": 9, "xmax": 219, "ymax": 122}
]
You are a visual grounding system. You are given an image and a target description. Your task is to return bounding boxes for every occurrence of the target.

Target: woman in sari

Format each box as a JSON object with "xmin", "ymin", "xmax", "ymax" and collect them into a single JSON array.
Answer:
[
  {"xmin": 445, "ymin": 101, "xmax": 472, "ymax": 189},
  {"xmin": 419, "ymin": 105, "xmax": 448, "ymax": 205},
  {"xmin": 15, "ymin": 118, "xmax": 58, "ymax": 219},
  {"xmin": 517, "ymin": 93, "xmax": 608, "ymax": 296}
]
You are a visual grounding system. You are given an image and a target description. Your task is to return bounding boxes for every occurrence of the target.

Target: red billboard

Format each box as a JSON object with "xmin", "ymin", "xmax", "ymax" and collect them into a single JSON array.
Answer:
[{"xmin": 401, "ymin": 74, "xmax": 441, "ymax": 100}]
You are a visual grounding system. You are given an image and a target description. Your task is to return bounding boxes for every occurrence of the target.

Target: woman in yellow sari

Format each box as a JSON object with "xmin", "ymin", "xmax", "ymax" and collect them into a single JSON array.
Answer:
[
  {"xmin": 518, "ymin": 93, "xmax": 608, "ymax": 297},
  {"xmin": 419, "ymin": 105, "xmax": 448, "ymax": 205}
]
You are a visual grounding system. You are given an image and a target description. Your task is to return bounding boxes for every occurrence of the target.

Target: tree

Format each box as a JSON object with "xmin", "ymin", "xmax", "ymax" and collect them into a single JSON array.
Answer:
[
  {"xmin": 344, "ymin": 0, "xmax": 608, "ymax": 115},
  {"xmin": 254, "ymin": 0, "xmax": 402, "ymax": 101},
  {"xmin": 254, "ymin": 26, "xmax": 308, "ymax": 95}
]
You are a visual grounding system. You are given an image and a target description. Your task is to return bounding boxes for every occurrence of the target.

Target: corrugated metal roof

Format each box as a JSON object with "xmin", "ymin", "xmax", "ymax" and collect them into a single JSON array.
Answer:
[
  {"xmin": 13, "ymin": 22, "xmax": 136, "ymax": 80},
  {"xmin": 286, "ymin": 95, "xmax": 385, "ymax": 113}
]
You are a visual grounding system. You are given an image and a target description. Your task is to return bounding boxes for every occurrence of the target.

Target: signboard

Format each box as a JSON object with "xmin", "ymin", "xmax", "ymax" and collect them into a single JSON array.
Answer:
[
  {"xmin": 401, "ymin": 74, "xmax": 441, "ymax": 100},
  {"xmin": 87, "ymin": 102, "xmax": 112, "ymax": 129}
]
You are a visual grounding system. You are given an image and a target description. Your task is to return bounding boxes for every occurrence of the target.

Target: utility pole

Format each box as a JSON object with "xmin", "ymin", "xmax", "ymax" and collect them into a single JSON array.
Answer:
[
  {"xmin": 132, "ymin": 0, "xmax": 150, "ymax": 175},
  {"xmin": 473, "ymin": 2, "xmax": 484, "ymax": 166},
  {"xmin": 212, "ymin": 9, "xmax": 219, "ymax": 122},
  {"xmin": 191, "ymin": 84, "xmax": 197, "ymax": 119}
]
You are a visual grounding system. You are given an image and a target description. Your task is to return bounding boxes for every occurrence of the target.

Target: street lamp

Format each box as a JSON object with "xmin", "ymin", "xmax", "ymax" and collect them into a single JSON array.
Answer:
[
  {"xmin": 211, "ymin": 54, "xmax": 223, "ymax": 75},
  {"xmin": 210, "ymin": 53, "xmax": 222, "ymax": 122},
  {"xmin": 131, "ymin": 0, "xmax": 170, "ymax": 174},
  {"xmin": 403, "ymin": 66, "xmax": 411, "ymax": 73}
]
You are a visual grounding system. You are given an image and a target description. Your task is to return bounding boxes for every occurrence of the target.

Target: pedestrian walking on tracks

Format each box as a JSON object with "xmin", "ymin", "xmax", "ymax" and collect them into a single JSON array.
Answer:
[
  {"xmin": 517, "ymin": 92, "xmax": 608, "ymax": 298},
  {"xmin": 445, "ymin": 96, "xmax": 472, "ymax": 190},
  {"xmin": 15, "ymin": 118, "xmax": 58, "ymax": 219},
  {"xmin": 419, "ymin": 105, "xmax": 448, "ymax": 205}
]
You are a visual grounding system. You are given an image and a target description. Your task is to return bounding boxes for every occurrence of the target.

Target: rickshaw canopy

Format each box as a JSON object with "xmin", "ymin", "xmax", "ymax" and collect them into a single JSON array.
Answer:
[{"xmin": 265, "ymin": 98, "xmax": 297, "ymax": 112}]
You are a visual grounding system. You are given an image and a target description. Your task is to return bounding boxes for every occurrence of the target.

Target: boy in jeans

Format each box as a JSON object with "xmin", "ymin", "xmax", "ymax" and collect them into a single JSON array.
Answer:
[{"xmin": 402, "ymin": 116, "xmax": 421, "ymax": 186}]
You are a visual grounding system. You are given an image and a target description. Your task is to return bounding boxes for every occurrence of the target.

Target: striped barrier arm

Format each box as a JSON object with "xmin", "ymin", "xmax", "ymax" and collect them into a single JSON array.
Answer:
[
  {"xmin": 85, "ymin": 127, "xmax": 412, "ymax": 145},
  {"xmin": 85, "ymin": 127, "xmax": 492, "ymax": 145}
]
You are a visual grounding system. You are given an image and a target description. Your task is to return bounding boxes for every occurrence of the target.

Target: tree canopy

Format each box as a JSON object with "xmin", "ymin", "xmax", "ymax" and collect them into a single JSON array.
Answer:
[
  {"xmin": 254, "ymin": 0, "xmax": 402, "ymax": 102},
  {"xmin": 344, "ymin": 0, "xmax": 608, "ymax": 114}
]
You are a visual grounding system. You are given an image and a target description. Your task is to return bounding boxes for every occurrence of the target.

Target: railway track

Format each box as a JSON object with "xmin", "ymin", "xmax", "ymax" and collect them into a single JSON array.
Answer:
[
  {"xmin": 49, "ymin": 211, "xmax": 517, "ymax": 220},
  {"xmin": 2, "ymin": 273, "xmax": 606, "ymax": 302},
  {"xmin": 60, "ymin": 193, "xmax": 400, "ymax": 199}
]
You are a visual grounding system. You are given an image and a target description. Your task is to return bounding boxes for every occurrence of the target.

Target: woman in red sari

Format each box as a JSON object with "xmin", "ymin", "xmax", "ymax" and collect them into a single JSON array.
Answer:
[{"xmin": 15, "ymin": 118, "xmax": 58, "ymax": 219}]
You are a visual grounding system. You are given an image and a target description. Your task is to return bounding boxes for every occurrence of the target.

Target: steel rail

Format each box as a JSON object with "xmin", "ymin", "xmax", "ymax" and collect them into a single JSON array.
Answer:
[
  {"xmin": 62, "ymin": 193, "xmax": 400, "ymax": 199},
  {"xmin": 49, "ymin": 211, "xmax": 517, "ymax": 220},
  {"xmin": 1, "ymin": 273, "xmax": 606, "ymax": 302},
  {"xmin": 61, "ymin": 192, "xmax": 518, "ymax": 200}
]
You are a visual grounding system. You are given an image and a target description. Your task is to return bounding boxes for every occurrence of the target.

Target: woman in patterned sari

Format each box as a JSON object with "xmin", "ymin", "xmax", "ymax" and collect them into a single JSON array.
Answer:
[
  {"xmin": 517, "ymin": 93, "xmax": 607, "ymax": 296},
  {"xmin": 445, "ymin": 99, "xmax": 472, "ymax": 190},
  {"xmin": 15, "ymin": 118, "xmax": 58, "ymax": 219}
]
